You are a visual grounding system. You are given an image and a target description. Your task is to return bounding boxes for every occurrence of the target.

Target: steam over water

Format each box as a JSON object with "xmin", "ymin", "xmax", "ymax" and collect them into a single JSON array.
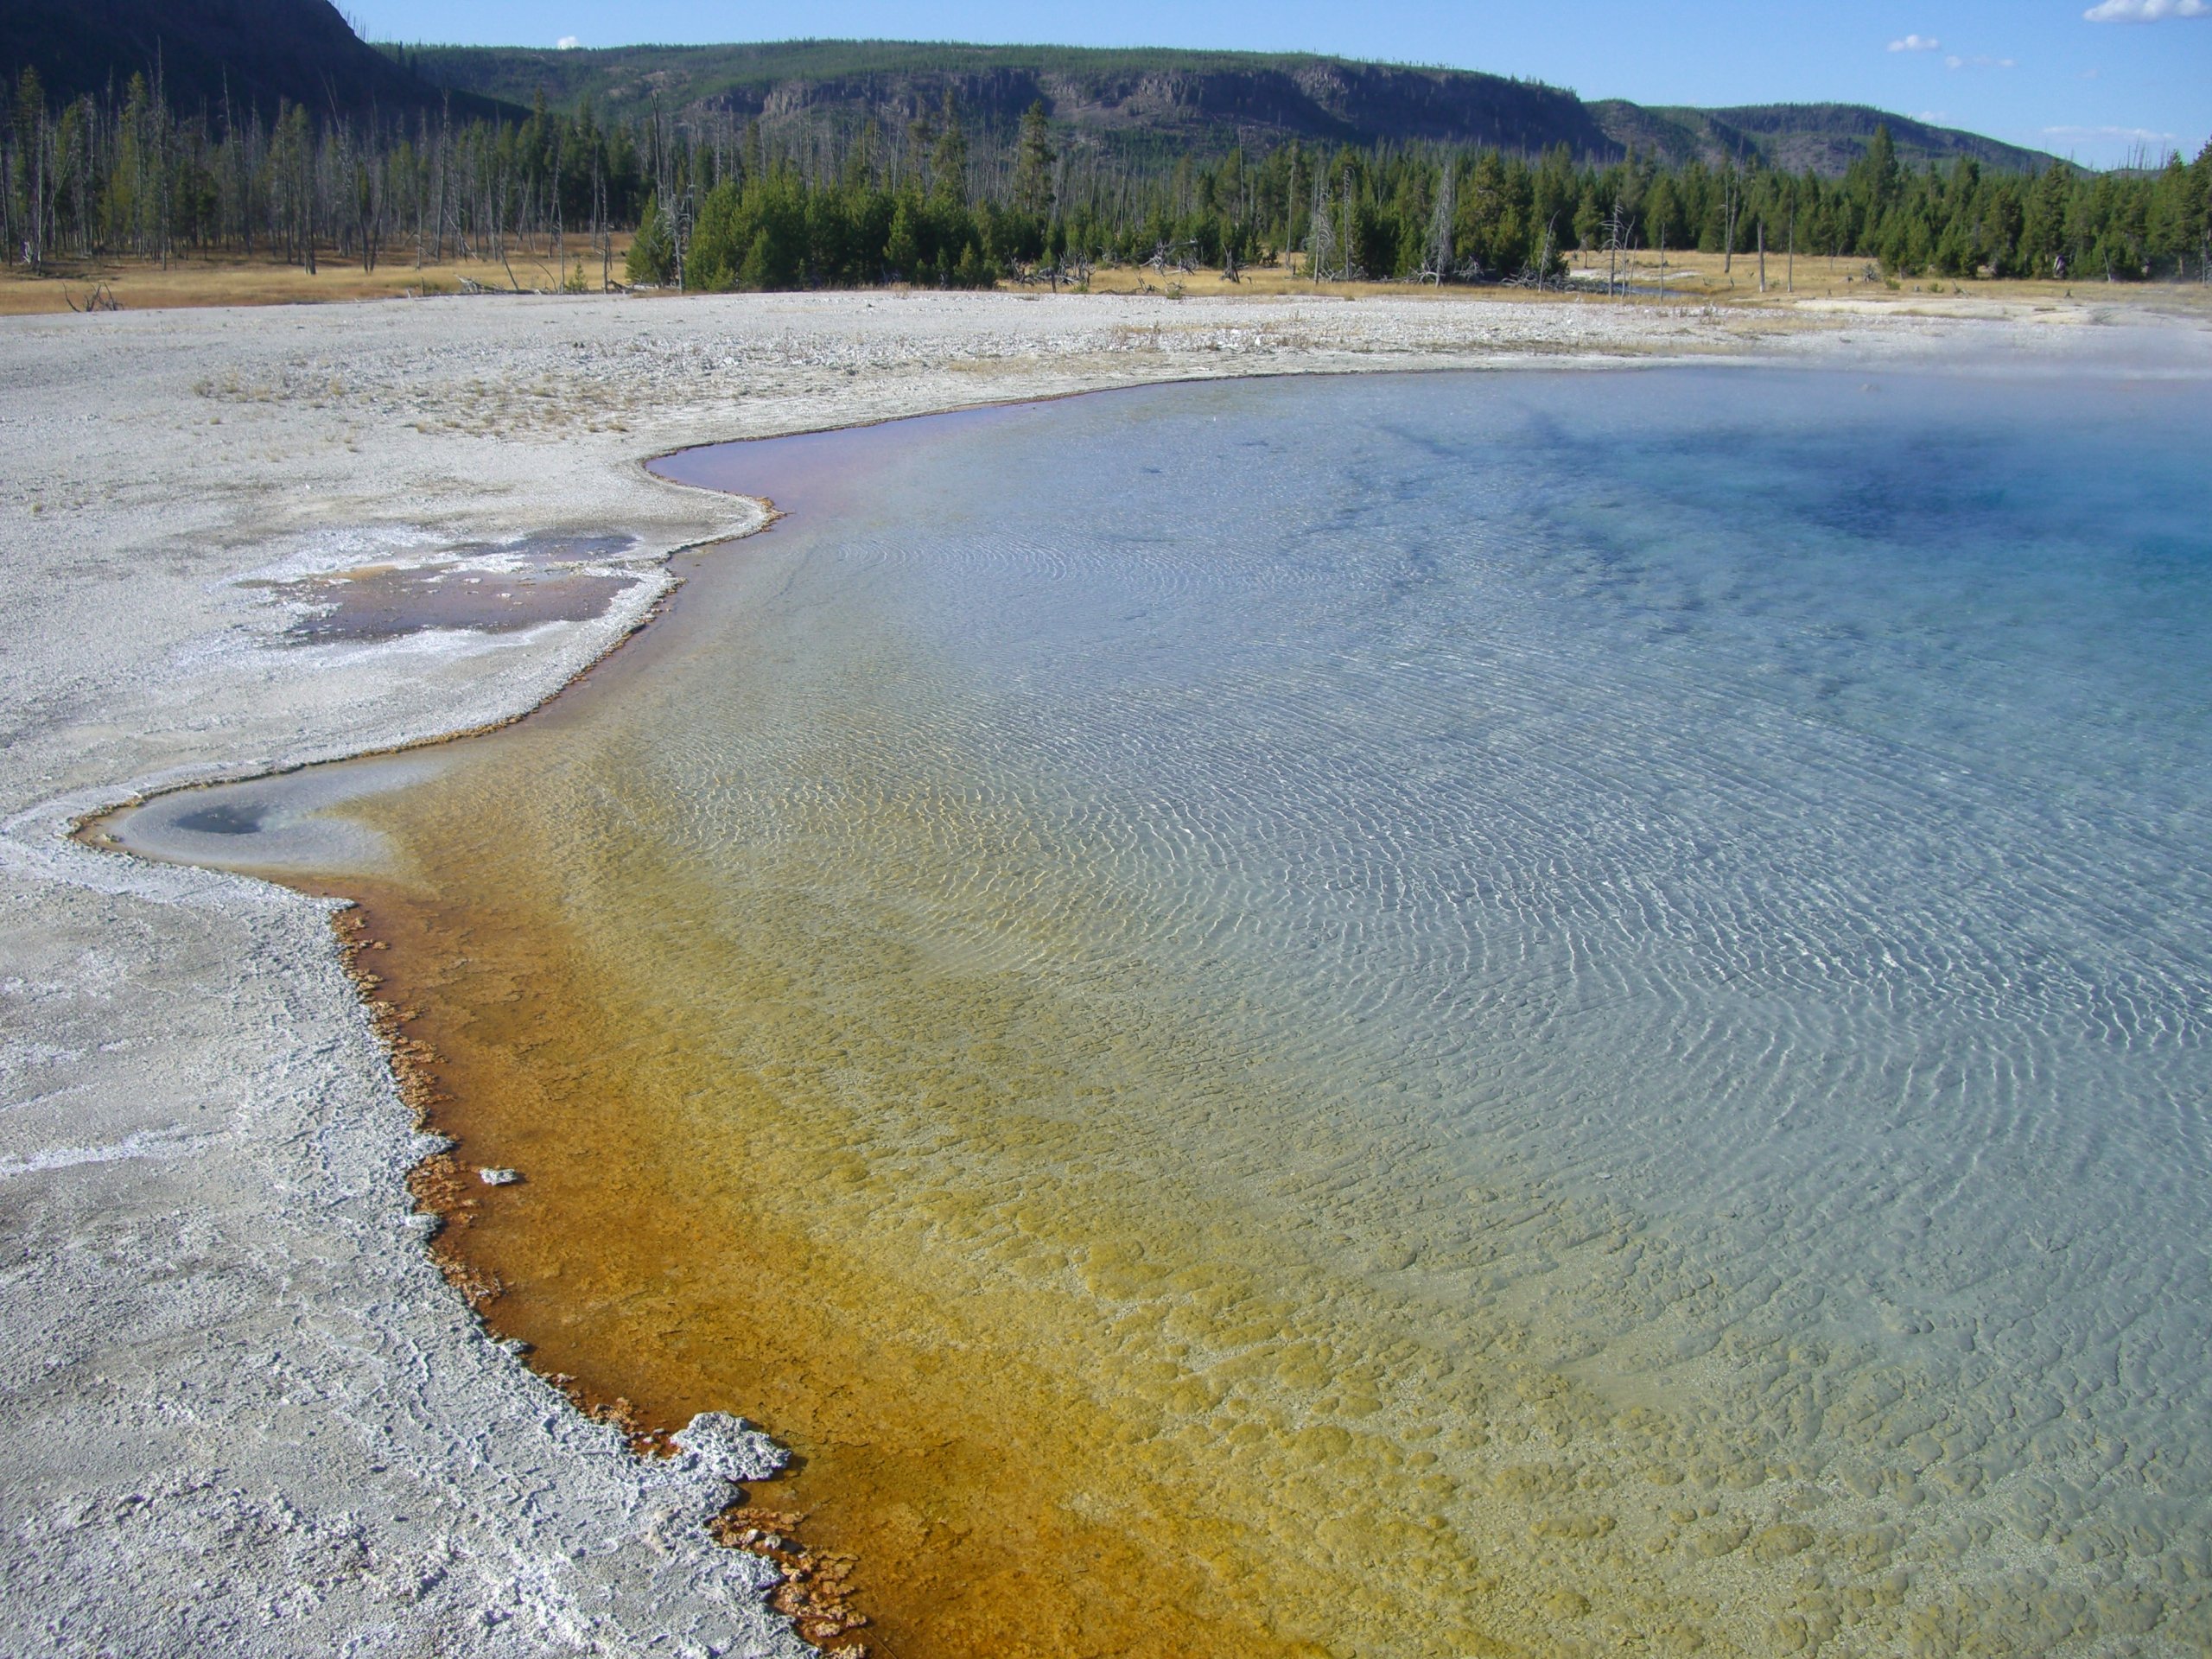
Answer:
[{"xmin": 124, "ymin": 366, "xmax": 2212, "ymax": 1655}]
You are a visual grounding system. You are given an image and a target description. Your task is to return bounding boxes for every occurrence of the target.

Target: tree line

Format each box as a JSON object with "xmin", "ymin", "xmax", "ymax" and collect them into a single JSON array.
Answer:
[
  {"xmin": 7, "ymin": 67, "xmax": 2209, "ymax": 291},
  {"xmin": 1, "ymin": 67, "xmax": 654, "ymax": 280}
]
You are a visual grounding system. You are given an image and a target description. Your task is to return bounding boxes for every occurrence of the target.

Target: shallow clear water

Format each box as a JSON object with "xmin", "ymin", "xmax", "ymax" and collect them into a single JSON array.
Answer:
[{"xmin": 119, "ymin": 365, "xmax": 2212, "ymax": 1656}]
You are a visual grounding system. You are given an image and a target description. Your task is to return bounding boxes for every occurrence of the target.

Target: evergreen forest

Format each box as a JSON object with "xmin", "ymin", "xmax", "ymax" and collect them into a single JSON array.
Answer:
[{"xmin": 6, "ymin": 68, "xmax": 2208, "ymax": 292}]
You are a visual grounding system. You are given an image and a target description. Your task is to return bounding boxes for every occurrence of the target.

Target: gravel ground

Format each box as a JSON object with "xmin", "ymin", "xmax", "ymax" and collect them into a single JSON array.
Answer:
[{"xmin": 2, "ymin": 286, "xmax": 2201, "ymax": 1657}]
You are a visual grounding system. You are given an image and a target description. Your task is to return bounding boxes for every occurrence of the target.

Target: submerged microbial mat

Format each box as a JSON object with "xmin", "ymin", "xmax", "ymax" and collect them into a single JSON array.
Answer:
[
  {"xmin": 112, "ymin": 368, "xmax": 2212, "ymax": 1657},
  {"xmin": 244, "ymin": 532, "xmax": 647, "ymax": 644}
]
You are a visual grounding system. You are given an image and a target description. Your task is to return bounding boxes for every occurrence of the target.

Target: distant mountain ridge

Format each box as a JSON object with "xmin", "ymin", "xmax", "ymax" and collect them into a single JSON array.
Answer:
[
  {"xmin": 1587, "ymin": 101, "xmax": 2056, "ymax": 175},
  {"xmin": 0, "ymin": 3, "xmax": 2062, "ymax": 176},
  {"xmin": 387, "ymin": 40, "xmax": 2063, "ymax": 176},
  {"xmin": 380, "ymin": 41, "xmax": 1619, "ymax": 157}
]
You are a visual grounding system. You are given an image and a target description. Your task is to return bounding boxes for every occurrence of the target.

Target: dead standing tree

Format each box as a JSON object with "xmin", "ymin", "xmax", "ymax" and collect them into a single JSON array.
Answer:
[
  {"xmin": 1419, "ymin": 158, "xmax": 1457, "ymax": 283},
  {"xmin": 1145, "ymin": 238, "xmax": 1198, "ymax": 275},
  {"xmin": 12, "ymin": 68, "xmax": 52, "ymax": 268},
  {"xmin": 1519, "ymin": 212, "xmax": 1560, "ymax": 289},
  {"xmin": 594, "ymin": 144, "xmax": 611, "ymax": 291},
  {"xmin": 1306, "ymin": 169, "xmax": 1337, "ymax": 283},
  {"xmin": 1603, "ymin": 200, "xmax": 1631, "ymax": 297},
  {"xmin": 1721, "ymin": 154, "xmax": 1740, "ymax": 277}
]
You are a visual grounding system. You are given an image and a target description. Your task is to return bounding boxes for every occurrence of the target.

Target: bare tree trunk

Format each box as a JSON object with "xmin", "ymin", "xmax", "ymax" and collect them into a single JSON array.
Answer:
[
  {"xmin": 1421, "ymin": 159, "xmax": 1455, "ymax": 283},
  {"xmin": 550, "ymin": 133, "xmax": 563, "ymax": 280},
  {"xmin": 33, "ymin": 105, "xmax": 48, "ymax": 266},
  {"xmin": 155, "ymin": 57, "xmax": 170, "ymax": 270},
  {"xmin": 1758, "ymin": 219, "xmax": 1765, "ymax": 293},
  {"xmin": 1722, "ymin": 162, "xmax": 1735, "ymax": 276},
  {"xmin": 435, "ymin": 109, "xmax": 449, "ymax": 262},
  {"xmin": 1307, "ymin": 169, "xmax": 1334, "ymax": 283}
]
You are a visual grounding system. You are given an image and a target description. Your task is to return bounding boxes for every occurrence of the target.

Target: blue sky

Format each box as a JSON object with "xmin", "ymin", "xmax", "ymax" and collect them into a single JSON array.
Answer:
[{"xmin": 351, "ymin": 1, "xmax": 2210, "ymax": 168}]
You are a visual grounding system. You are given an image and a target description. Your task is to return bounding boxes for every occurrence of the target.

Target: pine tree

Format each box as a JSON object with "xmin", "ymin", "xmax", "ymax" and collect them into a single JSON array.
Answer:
[
  {"xmin": 738, "ymin": 226, "xmax": 774, "ymax": 290},
  {"xmin": 930, "ymin": 88, "xmax": 968, "ymax": 207},
  {"xmin": 1857, "ymin": 124, "xmax": 1902, "ymax": 217},
  {"xmin": 886, "ymin": 194, "xmax": 919, "ymax": 280},
  {"xmin": 1012, "ymin": 101, "xmax": 1054, "ymax": 219}
]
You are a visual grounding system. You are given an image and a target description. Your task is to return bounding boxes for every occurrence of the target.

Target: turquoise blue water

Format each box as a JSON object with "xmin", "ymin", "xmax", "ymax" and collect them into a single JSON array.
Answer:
[
  {"xmin": 662, "ymin": 364, "xmax": 2212, "ymax": 1633},
  {"xmin": 125, "ymin": 362, "xmax": 2212, "ymax": 1650},
  {"xmin": 667, "ymin": 366, "xmax": 2212, "ymax": 1317},
  {"xmin": 677, "ymin": 366, "xmax": 2212, "ymax": 1637}
]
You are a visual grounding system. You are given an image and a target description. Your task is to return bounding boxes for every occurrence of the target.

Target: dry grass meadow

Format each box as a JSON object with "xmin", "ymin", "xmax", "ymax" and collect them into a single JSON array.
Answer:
[{"xmin": 8, "ymin": 239, "xmax": 2208, "ymax": 321}]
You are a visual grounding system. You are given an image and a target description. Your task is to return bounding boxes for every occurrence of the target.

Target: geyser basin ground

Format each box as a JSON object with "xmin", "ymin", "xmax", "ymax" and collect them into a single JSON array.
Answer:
[{"xmin": 108, "ymin": 365, "xmax": 2212, "ymax": 1657}]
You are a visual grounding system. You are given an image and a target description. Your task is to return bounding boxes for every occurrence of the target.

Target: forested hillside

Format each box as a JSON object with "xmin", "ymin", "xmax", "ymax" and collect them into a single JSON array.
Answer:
[
  {"xmin": 1588, "ymin": 102, "xmax": 2054, "ymax": 176},
  {"xmin": 0, "ymin": 0, "xmax": 512, "ymax": 120},
  {"xmin": 4, "ymin": 6, "xmax": 2206, "ymax": 296},
  {"xmin": 385, "ymin": 38, "xmax": 2058, "ymax": 177},
  {"xmin": 383, "ymin": 41, "xmax": 1618, "ymax": 161}
]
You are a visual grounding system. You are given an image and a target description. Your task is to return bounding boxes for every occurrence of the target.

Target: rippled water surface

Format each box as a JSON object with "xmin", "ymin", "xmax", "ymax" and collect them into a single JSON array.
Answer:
[{"xmin": 124, "ymin": 366, "xmax": 2212, "ymax": 1656}]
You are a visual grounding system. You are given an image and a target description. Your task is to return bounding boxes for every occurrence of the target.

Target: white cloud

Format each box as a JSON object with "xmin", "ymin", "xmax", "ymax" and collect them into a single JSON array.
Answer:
[
  {"xmin": 556, "ymin": 35, "xmax": 581, "ymax": 49},
  {"xmin": 1945, "ymin": 54, "xmax": 2018, "ymax": 68},
  {"xmin": 2083, "ymin": 0, "xmax": 2208, "ymax": 19},
  {"xmin": 1888, "ymin": 33, "xmax": 1942, "ymax": 51},
  {"xmin": 2044, "ymin": 124, "xmax": 2180, "ymax": 141}
]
